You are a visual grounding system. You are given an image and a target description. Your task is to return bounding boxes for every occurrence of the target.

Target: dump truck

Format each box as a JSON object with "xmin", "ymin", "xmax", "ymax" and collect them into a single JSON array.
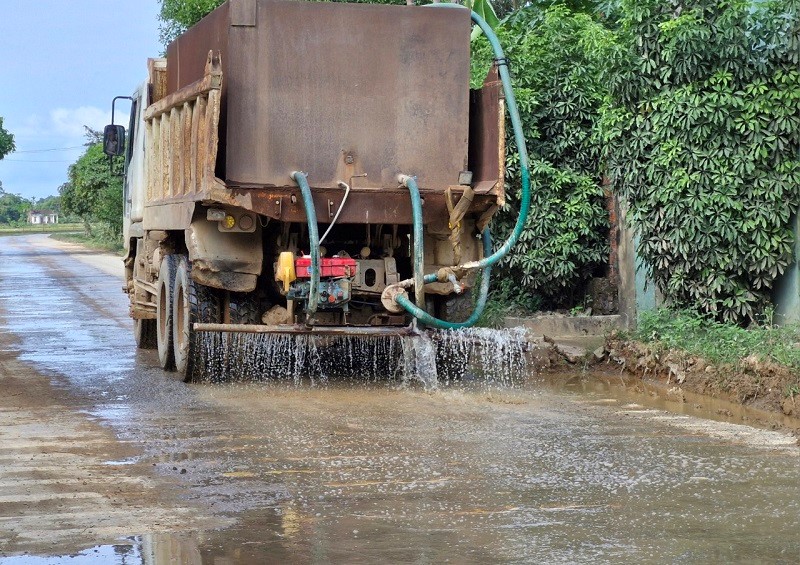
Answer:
[{"xmin": 104, "ymin": 0, "xmax": 530, "ymax": 381}]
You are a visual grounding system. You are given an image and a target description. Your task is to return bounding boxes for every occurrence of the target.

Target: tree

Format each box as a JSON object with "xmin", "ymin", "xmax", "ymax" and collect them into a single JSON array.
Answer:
[
  {"xmin": 603, "ymin": 0, "xmax": 800, "ymax": 323},
  {"xmin": 471, "ymin": 5, "xmax": 615, "ymax": 307},
  {"xmin": 61, "ymin": 144, "xmax": 123, "ymax": 237},
  {"xmin": 34, "ymin": 195, "xmax": 62, "ymax": 213},
  {"xmin": 0, "ymin": 117, "xmax": 14, "ymax": 160},
  {"xmin": 158, "ymin": 0, "xmax": 224, "ymax": 45},
  {"xmin": 0, "ymin": 187, "xmax": 31, "ymax": 224}
]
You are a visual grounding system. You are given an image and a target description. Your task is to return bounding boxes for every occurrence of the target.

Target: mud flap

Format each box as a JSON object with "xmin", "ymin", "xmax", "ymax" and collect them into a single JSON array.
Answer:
[{"xmin": 185, "ymin": 215, "xmax": 262, "ymax": 292}]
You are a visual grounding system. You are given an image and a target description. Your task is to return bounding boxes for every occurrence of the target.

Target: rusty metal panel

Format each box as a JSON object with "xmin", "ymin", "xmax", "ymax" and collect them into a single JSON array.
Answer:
[
  {"xmin": 469, "ymin": 65, "xmax": 505, "ymax": 204},
  {"xmin": 225, "ymin": 0, "xmax": 471, "ymax": 191},
  {"xmin": 230, "ymin": 0, "xmax": 256, "ymax": 26},
  {"xmin": 146, "ymin": 55, "xmax": 223, "ymax": 209},
  {"xmin": 166, "ymin": 2, "xmax": 229, "ymax": 95}
]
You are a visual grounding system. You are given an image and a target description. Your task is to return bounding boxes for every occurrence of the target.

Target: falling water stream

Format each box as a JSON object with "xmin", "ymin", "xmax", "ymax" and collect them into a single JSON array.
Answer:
[{"xmin": 195, "ymin": 327, "xmax": 532, "ymax": 388}]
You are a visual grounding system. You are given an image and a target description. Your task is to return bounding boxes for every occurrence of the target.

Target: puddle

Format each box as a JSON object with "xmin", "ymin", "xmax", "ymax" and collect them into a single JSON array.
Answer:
[
  {"xmin": 0, "ymin": 542, "xmax": 141, "ymax": 564},
  {"xmin": 553, "ymin": 372, "xmax": 800, "ymax": 434},
  {"xmin": 102, "ymin": 458, "xmax": 138, "ymax": 466}
]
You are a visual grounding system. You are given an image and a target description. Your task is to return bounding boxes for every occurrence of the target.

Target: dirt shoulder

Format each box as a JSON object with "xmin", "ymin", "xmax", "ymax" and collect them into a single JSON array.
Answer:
[
  {"xmin": 24, "ymin": 233, "xmax": 124, "ymax": 280},
  {"xmin": 605, "ymin": 335, "xmax": 800, "ymax": 422}
]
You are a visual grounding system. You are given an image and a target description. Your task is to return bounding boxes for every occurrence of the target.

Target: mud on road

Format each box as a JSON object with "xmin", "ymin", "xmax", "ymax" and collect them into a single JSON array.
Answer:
[
  {"xmin": 2, "ymin": 235, "xmax": 800, "ymax": 564},
  {"xmin": 0, "ymin": 236, "xmax": 227, "ymax": 554},
  {"xmin": 0, "ymin": 343, "xmax": 225, "ymax": 550}
]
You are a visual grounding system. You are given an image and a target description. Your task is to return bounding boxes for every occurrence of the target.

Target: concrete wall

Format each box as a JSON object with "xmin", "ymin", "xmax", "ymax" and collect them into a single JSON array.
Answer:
[
  {"xmin": 616, "ymin": 196, "xmax": 662, "ymax": 330},
  {"xmin": 774, "ymin": 213, "xmax": 800, "ymax": 325}
]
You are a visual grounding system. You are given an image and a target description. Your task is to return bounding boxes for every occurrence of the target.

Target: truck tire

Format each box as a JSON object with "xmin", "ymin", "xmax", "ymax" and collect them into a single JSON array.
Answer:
[
  {"xmin": 156, "ymin": 254, "xmax": 177, "ymax": 370},
  {"xmin": 134, "ymin": 318, "xmax": 157, "ymax": 349},
  {"xmin": 172, "ymin": 255, "xmax": 221, "ymax": 382},
  {"xmin": 228, "ymin": 292, "xmax": 261, "ymax": 324}
]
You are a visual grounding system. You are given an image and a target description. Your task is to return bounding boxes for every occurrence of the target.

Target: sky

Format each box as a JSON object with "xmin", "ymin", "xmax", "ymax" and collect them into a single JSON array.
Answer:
[{"xmin": 0, "ymin": 1, "xmax": 162, "ymax": 201}]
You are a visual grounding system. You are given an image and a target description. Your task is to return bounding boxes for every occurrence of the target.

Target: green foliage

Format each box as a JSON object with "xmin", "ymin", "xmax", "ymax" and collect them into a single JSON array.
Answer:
[
  {"xmin": 0, "ymin": 188, "xmax": 30, "ymax": 224},
  {"xmin": 51, "ymin": 231, "xmax": 125, "ymax": 254},
  {"xmin": 464, "ymin": 0, "xmax": 500, "ymax": 39},
  {"xmin": 33, "ymin": 195, "xmax": 61, "ymax": 214},
  {"xmin": 604, "ymin": 0, "xmax": 800, "ymax": 323},
  {"xmin": 158, "ymin": 0, "xmax": 224, "ymax": 45},
  {"xmin": 477, "ymin": 275, "xmax": 542, "ymax": 328},
  {"xmin": 637, "ymin": 308, "xmax": 800, "ymax": 371},
  {"xmin": 61, "ymin": 144, "xmax": 123, "ymax": 238},
  {"xmin": 0, "ymin": 117, "xmax": 14, "ymax": 160},
  {"xmin": 472, "ymin": 5, "xmax": 614, "ymax": 308}
]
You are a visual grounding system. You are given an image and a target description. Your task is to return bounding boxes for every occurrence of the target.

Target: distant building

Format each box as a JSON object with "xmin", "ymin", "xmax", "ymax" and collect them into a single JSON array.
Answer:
[{"xmin": 27, "ymin": 210, "xmax": 58, "ymax": 225}]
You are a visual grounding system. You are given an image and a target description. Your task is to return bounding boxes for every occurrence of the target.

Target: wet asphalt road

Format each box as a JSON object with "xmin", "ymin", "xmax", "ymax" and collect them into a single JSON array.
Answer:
[{"xmin": 1, "ymin": 234, "xmax": 799, "ymax": 564}]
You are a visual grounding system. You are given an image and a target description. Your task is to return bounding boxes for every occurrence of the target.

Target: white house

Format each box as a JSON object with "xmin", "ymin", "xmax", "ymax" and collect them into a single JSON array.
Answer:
[{"xmin": 27, "ymin": 210, "xmax": 58, "ymax": 225}]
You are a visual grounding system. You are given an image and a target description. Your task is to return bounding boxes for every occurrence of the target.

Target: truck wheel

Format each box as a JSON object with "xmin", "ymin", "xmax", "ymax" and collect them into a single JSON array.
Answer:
[
  {"xmin": 156, "ymin": 254, "xmax": 177, "ymax": 370},
  {"xmin": 172, "ymin": 255, "xmax": 221, "ymax": 382},
  {"xmin": 228, "ymin": 292, "xmax": 261, "ymax": 324},
  {"xmin": 134, "ymin": 318, "xmax": 157, "ymax": 349}
]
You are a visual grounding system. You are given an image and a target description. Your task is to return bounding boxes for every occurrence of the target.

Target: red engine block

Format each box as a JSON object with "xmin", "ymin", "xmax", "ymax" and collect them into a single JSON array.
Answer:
[{"xmin": 294, "ymin": 256, "xmax": 356, "ymax": 278}]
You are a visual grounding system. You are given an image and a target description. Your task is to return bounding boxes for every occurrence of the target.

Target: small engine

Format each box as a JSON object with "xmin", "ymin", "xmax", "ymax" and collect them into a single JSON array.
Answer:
[{"xmin": 276, "ymin": 253, "xmax": 357, "ymax": 310}]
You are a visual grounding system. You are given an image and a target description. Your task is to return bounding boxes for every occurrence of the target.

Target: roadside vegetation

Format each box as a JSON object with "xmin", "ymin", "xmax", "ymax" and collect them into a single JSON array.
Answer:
[
  {"xmin": 636, "ymin": 309, "xmax": 800, "ymax": 371},
  {"xmin": 471, "ymin": 4, "xmax": 613, "ymax": 311},
  {"xmin": 0, "ymin": 223, "xmax": 82, "ymax": 236},
  {"xmin": 608, "ymin": 308, "xmax": 800, "ymax": 417},
  {"xmin": 604, "ymin": 0, "xmax": 800, "ymax": 324},
  {"xmin": 49, "ymin": 230, "xmax": 125, "ymax": 254},
  {"xmin": 59, "ymin": 128, "xmax": 123, "ymax": 246}
]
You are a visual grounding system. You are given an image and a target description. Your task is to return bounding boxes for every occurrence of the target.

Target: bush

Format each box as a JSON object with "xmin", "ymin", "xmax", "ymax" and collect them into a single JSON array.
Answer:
[
  {"xmin": 637, "ymin": 308, "xmax": 800, "ymax": 371},
  {"xmin": 471, "ymin": 5, "xmax": 614, "ymax": 309},
  {"xmin": 604, "ymin": 0, "xmax": 800, "ymax": 323}
]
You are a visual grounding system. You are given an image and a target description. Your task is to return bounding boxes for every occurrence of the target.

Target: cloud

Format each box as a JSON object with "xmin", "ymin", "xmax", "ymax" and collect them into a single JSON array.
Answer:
[
  {"xmin": 10, "ymin": 114, "xmax": 48, "ymax": 139},
  {"xmin": 10, "ymin": 106, "xmax": 112, "ymax": 144},
  {"xmin": 50, "ymin": 106, "xmax": 111, "ymax": 138}
]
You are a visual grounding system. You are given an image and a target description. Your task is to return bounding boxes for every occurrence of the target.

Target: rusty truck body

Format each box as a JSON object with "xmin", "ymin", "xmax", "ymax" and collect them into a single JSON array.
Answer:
[{"xmin": 108, "ymin": 0, "xmax": 505, "ymax": 380}]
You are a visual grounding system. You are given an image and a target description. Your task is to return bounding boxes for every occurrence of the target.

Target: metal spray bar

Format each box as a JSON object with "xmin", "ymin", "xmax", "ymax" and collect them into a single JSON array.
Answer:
[{"xmin": 193, "ymin": 323, "xmax": 417, "ymax": 336}]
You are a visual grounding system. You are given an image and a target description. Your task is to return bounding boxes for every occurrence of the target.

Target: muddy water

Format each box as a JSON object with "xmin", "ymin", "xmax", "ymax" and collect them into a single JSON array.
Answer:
[{"xmin": 1, "ymin": 235, "xmax": 799, "ymax": 564}]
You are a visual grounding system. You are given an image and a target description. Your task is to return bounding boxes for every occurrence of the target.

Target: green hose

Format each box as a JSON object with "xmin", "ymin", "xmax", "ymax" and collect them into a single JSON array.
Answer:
[
  {"xmin": 400, "ymin": 175, "xmax": 427, "ymax": 312},
  {"xmin": 291, "ymin": 171, "xmax": 320, "ymax": 318},
  {"xmin": 391, "ymin": 6, "xmax": 530, "ymax": 329},
  {"xmin": 396, "ymin": 227, "xmax": 493, "ymax": 329}
]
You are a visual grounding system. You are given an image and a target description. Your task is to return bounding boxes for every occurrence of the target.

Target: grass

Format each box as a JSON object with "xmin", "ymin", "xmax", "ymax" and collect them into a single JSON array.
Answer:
[
  {"xmin": 50, "ymin": 232, "xmax": 124, "ymax": 254},
  {"xmin": 0, "ymin": 222, "xmax": 83, "ymax": 236},
  {"xmin": 636, "ymin": 308, "xmax": 800, "ymax": 371}
]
